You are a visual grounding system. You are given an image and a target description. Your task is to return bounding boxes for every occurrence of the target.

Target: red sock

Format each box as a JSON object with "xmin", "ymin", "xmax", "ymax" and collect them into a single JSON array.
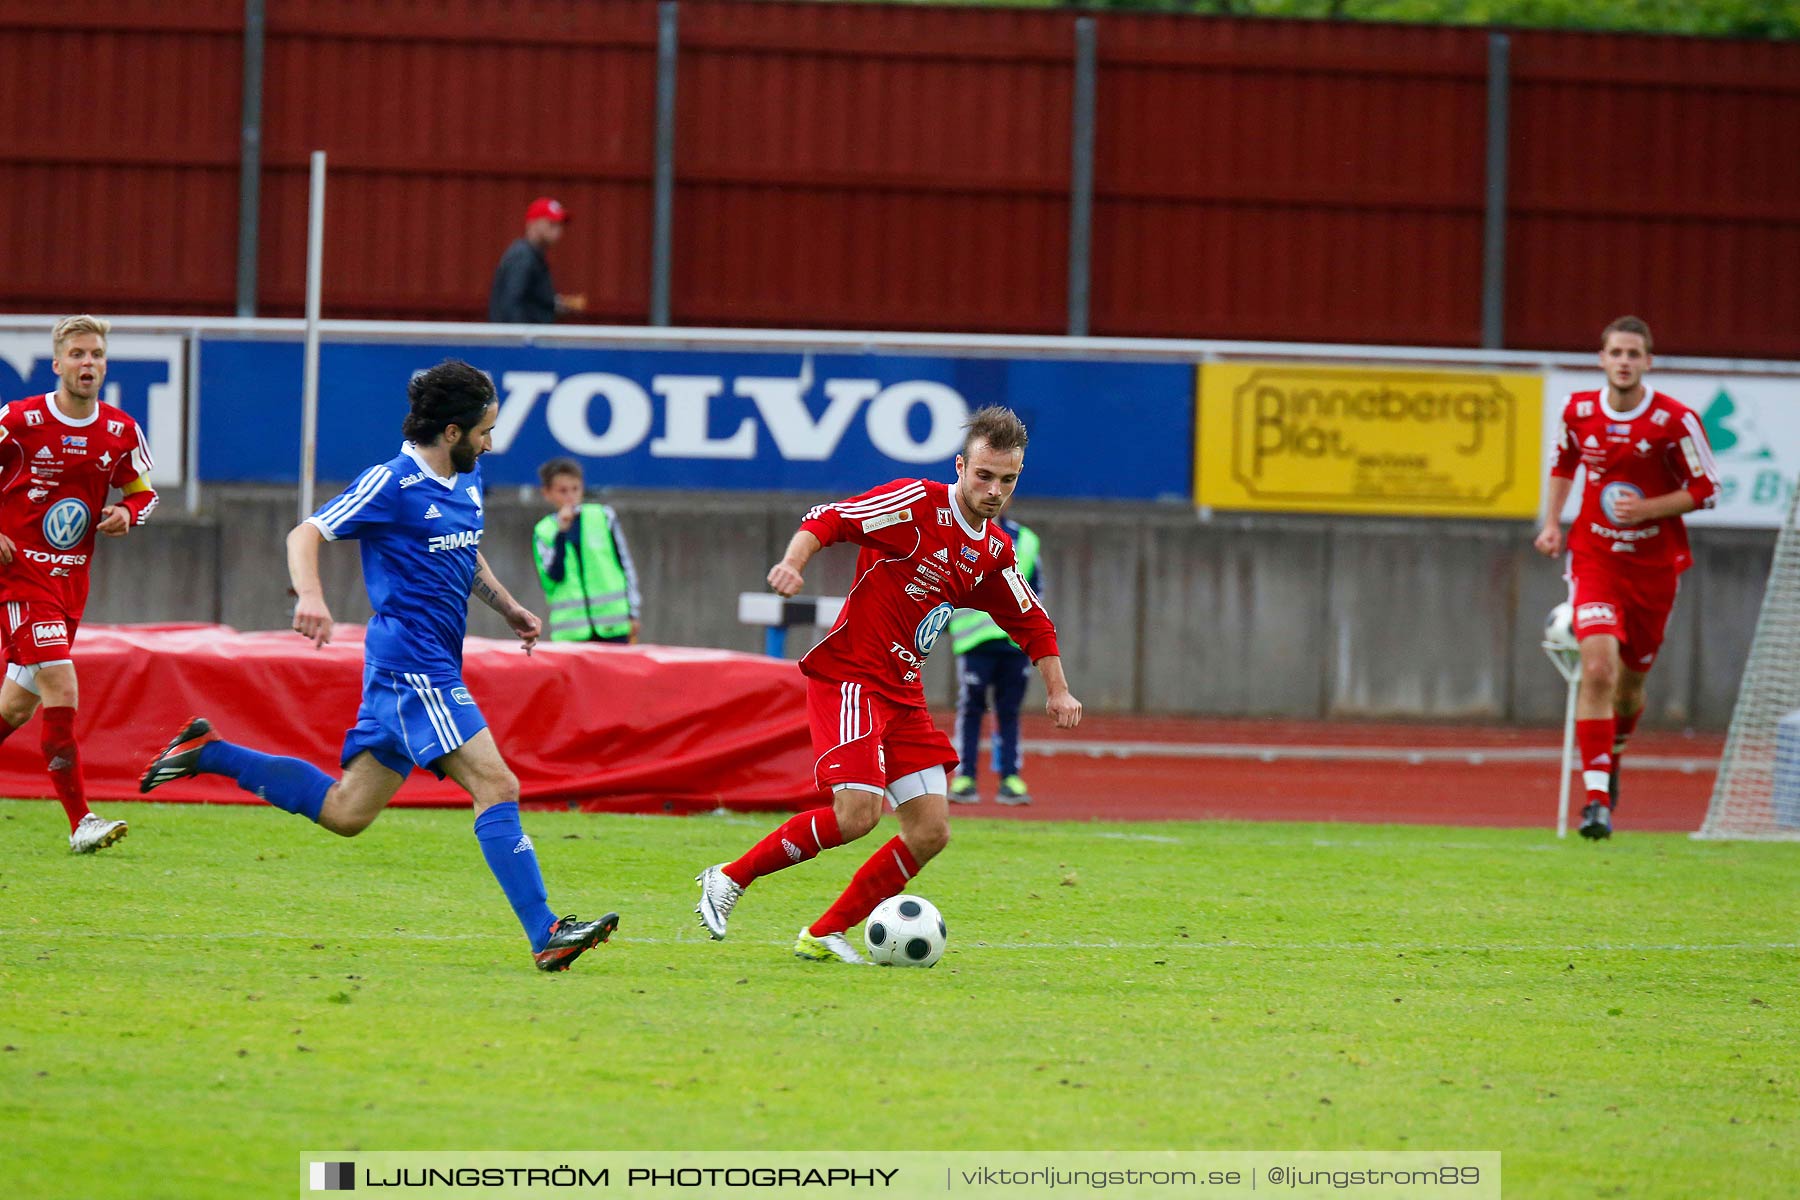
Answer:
[
  {"xmin": 42, "ymin": 706, "xmax": 90, "ymax": 832},
  {"xmin": 724, "ymin": 807, "xmax": 843, "ymax": 887},
  {"xmin": 1613, "ymin": 706, "xmax": 1642, "ymax": 755},
  {"xmin": 1575, "ymin": 716, "xmax": 1615, "ymax": 806},
  {"xmin": 811, "ymin": 836, "xmax": 921, "ymax": 937}
]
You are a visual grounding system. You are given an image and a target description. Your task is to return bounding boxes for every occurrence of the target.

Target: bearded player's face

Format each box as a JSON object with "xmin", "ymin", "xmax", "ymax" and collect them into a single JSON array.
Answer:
[
  {"xmin": 449, "ymin": 402, "xmax": 499, "ymax": 474},
  {"xmin": 53, "ymin": 333, "xmax": 108, "ymax": 404},
  {"xmin": 955, "ymin": 438, "xmax": 1023, "ymax": 522}
]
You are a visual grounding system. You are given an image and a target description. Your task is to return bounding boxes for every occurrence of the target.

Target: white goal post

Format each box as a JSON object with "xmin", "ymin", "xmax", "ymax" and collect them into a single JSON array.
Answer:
[{"xmin": 1695, "ymin": 482, "xmax": 1800, "ymax": 840}]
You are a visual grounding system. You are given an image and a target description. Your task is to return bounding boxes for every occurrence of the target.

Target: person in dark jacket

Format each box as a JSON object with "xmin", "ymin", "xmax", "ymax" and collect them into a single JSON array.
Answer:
[{"xmin": 488, "ymin": 197, "xmax": 585, "ymax": 324}]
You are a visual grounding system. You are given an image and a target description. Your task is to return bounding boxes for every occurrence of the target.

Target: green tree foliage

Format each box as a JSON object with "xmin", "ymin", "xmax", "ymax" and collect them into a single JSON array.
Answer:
[{"xmin": 1037, "ymin": 0, "xmax": 1798, "ymax": 39}]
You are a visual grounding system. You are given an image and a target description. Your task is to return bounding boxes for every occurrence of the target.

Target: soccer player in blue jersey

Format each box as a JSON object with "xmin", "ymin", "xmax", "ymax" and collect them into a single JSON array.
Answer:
[{"xmin": 139, "ymin": 360, "xmax": 617, "ymax": 971}]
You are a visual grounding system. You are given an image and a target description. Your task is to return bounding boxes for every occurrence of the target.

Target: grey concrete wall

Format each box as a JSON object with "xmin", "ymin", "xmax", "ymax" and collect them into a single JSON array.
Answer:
[{"xmin": 81, "ymin": 486, "xmax": 1775, "ymax": 730}]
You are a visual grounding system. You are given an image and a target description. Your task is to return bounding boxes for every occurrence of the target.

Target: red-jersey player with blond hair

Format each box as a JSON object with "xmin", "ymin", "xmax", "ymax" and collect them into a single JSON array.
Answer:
[
  {"xmin": 694, "ymin": 405, "xmax": 1083, "ymax": 963},
  {"xmin": 0, "ymin": 315, "xmax": 158, "ymax": 852},
  {"xmin": 1536, "ymin": 316, "xmax": 1719, "ymax": 840}
]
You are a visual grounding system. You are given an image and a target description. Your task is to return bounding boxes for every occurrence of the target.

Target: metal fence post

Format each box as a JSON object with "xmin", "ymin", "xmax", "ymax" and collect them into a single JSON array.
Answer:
[
  {"xmin": 235, "ymin": 0, "xmax": 266, "ymax": 317},
  {"xmin": 1067, "ymin": 17, "xmax": 1098, "ymax": 337},
  {"xmin": 1481, "ymin": 32, "xmax": 1511, "ymax": 350},
  {"xmin": 299, "ymin": 151, "xmax": 326, "ymax": 523},
  {"xmin": 651, "ymin": 1, "xmax": 679, "ymax": 327}
]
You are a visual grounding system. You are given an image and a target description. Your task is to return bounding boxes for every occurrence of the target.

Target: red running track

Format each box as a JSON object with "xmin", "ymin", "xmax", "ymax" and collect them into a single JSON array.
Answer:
[{"xmin": 934, "ymin": 714, "xmax": 1722, "ymax": 833}]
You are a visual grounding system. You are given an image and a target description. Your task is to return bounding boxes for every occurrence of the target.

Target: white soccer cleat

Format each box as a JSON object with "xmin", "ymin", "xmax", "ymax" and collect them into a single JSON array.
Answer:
[
  {"xmin": 694, "ymin": 863, "xmax": 744, "ymax": 940},
  {"xmin": 69, "ymin": 812, "xmax": 128, "ymax": 854},
  {"xmin": 794, "ymin": 927, "xmax": 868, "ymax": 965}
]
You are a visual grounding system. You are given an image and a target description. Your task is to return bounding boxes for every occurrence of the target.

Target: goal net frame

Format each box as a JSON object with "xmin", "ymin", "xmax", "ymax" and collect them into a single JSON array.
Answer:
[{"xmin": 1695, "ymin": 483, "xmax": 1800, "ymax": 841}]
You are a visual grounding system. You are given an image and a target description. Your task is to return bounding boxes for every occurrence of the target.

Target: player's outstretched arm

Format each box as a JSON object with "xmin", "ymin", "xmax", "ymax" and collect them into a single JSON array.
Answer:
[
  {"xmin": 1034, "ymin": 655, "xmax": 1083, "ymax": 730},
  {"xmin": 767, "ymin": 529, "xmax": 822, "ymax": 598},
  {"xmin": 287, "ymin": 521, "xmax": 335, "ymax": 648},
  {"xmin": 473, "ymin": 552, "xmax": 541, "ymax": 651}
]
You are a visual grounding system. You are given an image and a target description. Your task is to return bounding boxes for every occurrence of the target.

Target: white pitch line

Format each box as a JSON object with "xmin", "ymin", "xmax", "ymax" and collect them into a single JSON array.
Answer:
[
  {"xmin": 1020, "ymin": 739, "xmax": 1715, "ymax": 772},
  {"xmin": 1092, "ymin": 831, "xmax": 1184, "ymax": 844},
  {"xmin": 3, "ymin": 930, "xmax": 1792, "ymax": 954}
]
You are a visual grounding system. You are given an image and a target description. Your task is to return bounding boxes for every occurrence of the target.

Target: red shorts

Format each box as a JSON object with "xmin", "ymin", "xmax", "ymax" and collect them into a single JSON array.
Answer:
[
  {"xmin": 1, "ymin": 600, "xmax": 79, "ymax": 667},
  {"xmin": 1567, "ymin": 559, "xmax": 1680, "ymax": 672},
  {"xmin": 805, "ymin": 675, "xmax": 958, "ymax": 796}
]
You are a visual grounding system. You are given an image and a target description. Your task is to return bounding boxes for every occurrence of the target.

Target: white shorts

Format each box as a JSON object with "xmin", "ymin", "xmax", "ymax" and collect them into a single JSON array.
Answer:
[
  {"xmin": 5, "ymin": 659, "xmax": 72, "ymax": 697},
  {"xmin": 884, "ymin": 765, "xmax": 948, "ymax": 808}
]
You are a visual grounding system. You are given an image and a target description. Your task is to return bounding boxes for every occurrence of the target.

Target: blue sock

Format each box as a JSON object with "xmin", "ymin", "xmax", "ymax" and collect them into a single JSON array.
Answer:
[
  {"xmin": 197, "ymin": 741, "xmax": 332, "ymax": 823},
  {"xmin": 473, "ymin": 802, "xmax": 557, "ymax": 951}
]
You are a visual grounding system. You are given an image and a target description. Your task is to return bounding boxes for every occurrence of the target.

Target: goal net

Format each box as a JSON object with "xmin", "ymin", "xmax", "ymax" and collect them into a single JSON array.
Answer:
[{"xmin": 1696, "ymin": 483, "xmax": 1800, "ymax": 840}]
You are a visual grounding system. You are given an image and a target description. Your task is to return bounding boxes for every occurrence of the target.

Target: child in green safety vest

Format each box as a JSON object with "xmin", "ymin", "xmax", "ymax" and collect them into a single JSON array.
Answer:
[
  {"xmin": 533, "ymin": 458, "xmax": 641, "ymax": 644},
  {"xmin": 948, "ymin": 514, "xmax": 1041, "ymax": 805}
]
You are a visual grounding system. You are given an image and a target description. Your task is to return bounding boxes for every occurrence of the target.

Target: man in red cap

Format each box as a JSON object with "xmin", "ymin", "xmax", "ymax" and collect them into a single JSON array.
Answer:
[{"xmin": 488, "ymin": 197, "xmax": 586, "ymax": 324}]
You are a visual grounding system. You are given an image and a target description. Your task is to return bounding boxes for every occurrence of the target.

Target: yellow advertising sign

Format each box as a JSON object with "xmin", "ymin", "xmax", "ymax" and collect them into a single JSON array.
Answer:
[{"xmin": 1196, "ymin": 362, "xmax": 1543, "ymax": 518}]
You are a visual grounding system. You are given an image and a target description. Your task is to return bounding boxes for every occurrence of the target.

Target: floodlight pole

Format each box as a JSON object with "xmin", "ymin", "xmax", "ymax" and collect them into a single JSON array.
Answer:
[{"xmin": 299, "ymin": 150, "xmax": 325, "ymax": 522}]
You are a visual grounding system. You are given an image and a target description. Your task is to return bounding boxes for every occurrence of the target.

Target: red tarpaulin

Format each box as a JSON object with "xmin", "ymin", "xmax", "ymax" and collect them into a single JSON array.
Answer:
[{"xmin": 0, "ymin": 625, "xmax": 822, "ymax": 811}]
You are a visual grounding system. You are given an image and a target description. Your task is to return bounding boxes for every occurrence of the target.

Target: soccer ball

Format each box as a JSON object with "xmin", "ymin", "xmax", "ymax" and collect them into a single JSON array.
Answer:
[
  {"xmin": 1544, "ymin": 602, "xmax": 1578, "ymax": 650},
  {"xmin": 864, "ymin": 894, "xmax": 947, "ymax": 967}
]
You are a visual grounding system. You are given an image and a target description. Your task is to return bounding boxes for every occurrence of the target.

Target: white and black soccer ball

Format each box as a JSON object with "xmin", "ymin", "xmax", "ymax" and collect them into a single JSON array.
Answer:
[
  {"xmin": 864, "ymin": 894, "xmax": 947, "ymax": 968},
  {"xmin": 1544, "ymin": 601, "xmax": 1578, "ymax": 650}
]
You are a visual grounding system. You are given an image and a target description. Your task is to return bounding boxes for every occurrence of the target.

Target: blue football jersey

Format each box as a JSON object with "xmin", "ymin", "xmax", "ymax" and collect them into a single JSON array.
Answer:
[{"xmin": 306, "ymin": 443, "xmax": 485, "ymax": 674}]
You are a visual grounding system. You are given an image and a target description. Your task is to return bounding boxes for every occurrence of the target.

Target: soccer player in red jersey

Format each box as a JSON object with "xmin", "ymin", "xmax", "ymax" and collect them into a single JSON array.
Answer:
[
  {"xmin": 695, "ymin": 406, "xmax": 1083, "ymax": 962},
  {"xmin": 0, "ymin": 316, "xmax": 158, "ymax": 852},
  {"xmin": 1535, "ymin": 316, "xmax": 1719, "ymax": 839}
]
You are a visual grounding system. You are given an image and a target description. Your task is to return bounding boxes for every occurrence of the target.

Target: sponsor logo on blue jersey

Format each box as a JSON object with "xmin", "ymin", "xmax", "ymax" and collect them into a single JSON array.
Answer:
[{"xmin": 426, "ymin": 529, "xmax": 483, "ymax": 553}]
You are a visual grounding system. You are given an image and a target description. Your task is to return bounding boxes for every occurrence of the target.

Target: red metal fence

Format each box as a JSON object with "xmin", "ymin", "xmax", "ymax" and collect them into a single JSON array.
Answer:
[{"xmin": 1, "ymin": 0, "xmax": 1794, "ymax": 356}]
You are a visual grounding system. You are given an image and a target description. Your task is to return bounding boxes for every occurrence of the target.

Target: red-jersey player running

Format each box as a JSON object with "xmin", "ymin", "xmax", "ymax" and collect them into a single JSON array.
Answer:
[
  {"xmin": 1536, "ymin": 316, "xmax": 1719, "ymax": 840},
  {"xmin": 0, "ymin": 316, "xmax": 157, "ymax": 852},
  {"xmin": 695, "ymin": 406, "xmax": 1083, "ymax": 962}
]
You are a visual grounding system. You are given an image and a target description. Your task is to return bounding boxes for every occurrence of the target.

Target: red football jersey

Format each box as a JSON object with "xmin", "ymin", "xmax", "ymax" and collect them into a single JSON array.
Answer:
[
  {"xmin": 798, "ymin": 478, "xmax": 1060, "ymax": 705},
  {"xmin": 1550, "ymin": 388, "xmax": 1718, "ymax": 573},
  {"xmin": 0, "ymin": 393, "xmax": 156, "ymax": 615}
]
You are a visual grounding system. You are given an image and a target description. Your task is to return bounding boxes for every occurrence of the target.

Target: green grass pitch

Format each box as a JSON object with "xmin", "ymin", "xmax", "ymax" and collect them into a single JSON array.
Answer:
[{"xmin": 2, "ymin": 799, "xmax": 1797, "ymax": 1198}]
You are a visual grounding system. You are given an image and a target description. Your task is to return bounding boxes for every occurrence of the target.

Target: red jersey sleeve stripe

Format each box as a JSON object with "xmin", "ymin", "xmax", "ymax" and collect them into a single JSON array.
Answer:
[{"xmin": 830, "ymin": 483, "xmax": 926, "ymax": 518}]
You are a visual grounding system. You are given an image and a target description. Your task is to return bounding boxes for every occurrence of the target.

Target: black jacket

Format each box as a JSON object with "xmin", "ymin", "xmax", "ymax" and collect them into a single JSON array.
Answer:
[{"xmin": 488, "ymin": 238, "xmax": 557, "ymax": 324}]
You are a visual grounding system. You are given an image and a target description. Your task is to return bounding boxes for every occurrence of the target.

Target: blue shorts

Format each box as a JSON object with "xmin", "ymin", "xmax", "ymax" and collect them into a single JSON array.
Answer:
[{"xmin": 341, "ymin": 664, "xmax": 489, "ymax": 780}]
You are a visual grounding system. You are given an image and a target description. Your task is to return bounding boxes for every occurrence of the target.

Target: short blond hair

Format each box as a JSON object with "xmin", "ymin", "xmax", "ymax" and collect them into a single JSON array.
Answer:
[{"xmin": 52, "ymin": 315, "xmax": 111, "ymax": 356}]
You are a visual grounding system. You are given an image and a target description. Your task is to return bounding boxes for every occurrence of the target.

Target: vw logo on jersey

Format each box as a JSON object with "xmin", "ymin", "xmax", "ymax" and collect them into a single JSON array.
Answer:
[
  {"xmin": 1599, "ymin": 481, "xmax": 1644, "ymax": 525},
  {"xmin": 914, "ymin": 602, "xmax": 955, "ymax": 658},
  {"xmin": 42, "ymin": 498, "xmax": 90, "ymax": 549}
]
